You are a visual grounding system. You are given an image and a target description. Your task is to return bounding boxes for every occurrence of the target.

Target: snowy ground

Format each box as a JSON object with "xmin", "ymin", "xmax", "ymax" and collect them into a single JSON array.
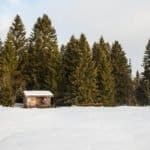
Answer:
[{"xmin": 0, "ymin": 106, "xmax": 150, "ymax": 150}]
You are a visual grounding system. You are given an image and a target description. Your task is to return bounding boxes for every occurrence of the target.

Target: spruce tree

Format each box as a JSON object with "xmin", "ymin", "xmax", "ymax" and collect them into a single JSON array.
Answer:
[
  {"xmin": 9, "ymin": 14, "xmax": 27, "ymax": 102},
  {"xmin": 0, "ymin": 33, "xmax": 17, "ymax": 106},
  {"xmin": 0, "ymin": 39, "xmax": 3, "ymax": 74},
  {"xmin": 24, "ymin": 14, "xmax": 60, "ymax": 95},
  {"xmin": 143, "ymin": 40, "xmax": 150, "ymax": 82},
  {"xmin": 111, "ymin": 41, "xmax": 132, "ymax": 105},
  {"xmin": 134, "ymin": 71, "xmax": 147, "ymax": 105},
  {"xmin": 0, "ymin": 15, "xmax": 27, "ymax": 105},
  {"xmin": 92, "ymin": 37, "xmax": 115, "ymax": 106},
  {"xmin": 9, "ymin": 14, "xmax": 27, "ymax": 74},
  {"xmin": 9, "ymin": 15, "xmax": 26, "ymax": 58},
  {"xmin": 126, "ymin": 59, "xmax": 136, "ymax": 105},
  {"xmin": 0, "ymin": 39, "xmax": 3, "ymax": 94},
  {"xmin": 0, "ymin": 44, "xmax": 4, "ymax": 106},
  {"xmin": 142, "ymin": 40, "xmax": 150, "ymax": 104},
  {"xmin": 70, "ymin": 34, "xmax": 98, "ymax": 105},
  {"xmin": 61, "ymin": 35, "xmax": 81, "ymax": 104},
  {"xmin": 58, "ymin": 45, "xmax": 67, "ymax": 95}
]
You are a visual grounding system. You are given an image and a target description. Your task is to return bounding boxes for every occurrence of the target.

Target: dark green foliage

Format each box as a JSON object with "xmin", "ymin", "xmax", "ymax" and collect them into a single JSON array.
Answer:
[
  {"xmin": 0, "ymin": 39, "xmax": 3, "ymax": 80},
  {"xmin": 0, "ymin": 14, "xmax": 148, "ymax": 107},
  {"xmin": 126, "ymin": 59, "xmax": 136, "ymax": 105},
  {"xmin": 61, "ymin": 34, "xmax": 98, "ymax": 105},
  {"xmin": 0, "ymin": 39, "xmax": 4, "ymax": 105},
  {"xmin": 0, "ymin": 15, "xmax": 27, "ymax": 105},
  {"xmin": 134, "ymin": 40, "xmax": 150, "ymax": 106},
  {"xmin": 0, "ymin": 33, "xmax": 17, "ymax": 106},
  {"xmin": 8, "ymin": 14, "xmax": 27, "ymax": 75},
  {"xmin": 143, "ymin": 40, "xmax": 150, "ymax": 82},
  {"xmin": 24, "ymin": 14, "xmax": 60, "ymax": 95},
  {"xmin": 134, "ymin": 71, "xmax": 149, "ymax": 105},
  {"xmin": 92, "ymin": 38, "xmax": 115, "ymax": 106},
  {"xmin": 141, "ymin": 40, "xmax": 150, "ymax": 104},
  {"xmin": 9, "ymin": 15, "xmax": 26, "ymax": 58},
  {"xmin": 0, "ymin": 39, "xmax": 3, "ymax": 52},
  {"xmin": 70, "ymin": 34, "xmax": 98, "ymax": 104},
  {"xmin": 142, "ymin": 80, "xmax": 150, "ymax": 105},
  {"xmin": 9, "ymin": 15, "xmax": 27, "ymax": 102},
  {"xmin": 111, "ymin": 41, "xmax": 133, "ymax": 105},
  {"xmin": 61, "ymin": 35, "xmax": 81, "ymax": 103}
]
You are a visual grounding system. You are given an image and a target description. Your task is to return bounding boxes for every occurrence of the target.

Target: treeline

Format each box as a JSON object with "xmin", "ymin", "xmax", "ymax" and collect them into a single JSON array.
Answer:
[{"xmin": 0, "ymin": 14, "xmax": 149, "ymax": 106}]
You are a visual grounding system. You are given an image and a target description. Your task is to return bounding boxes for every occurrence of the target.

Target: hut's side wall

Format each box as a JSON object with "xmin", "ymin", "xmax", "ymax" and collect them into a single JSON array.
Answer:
[{"xmin": 24, "ymin": 96, "xmax": 51, "ymax": 108}]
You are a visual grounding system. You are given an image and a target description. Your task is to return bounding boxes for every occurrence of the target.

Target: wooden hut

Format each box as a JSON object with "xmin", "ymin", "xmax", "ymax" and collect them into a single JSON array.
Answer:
[{"xmin": 23, "ymin": 91, "xmax": 54, "ymax": 108}]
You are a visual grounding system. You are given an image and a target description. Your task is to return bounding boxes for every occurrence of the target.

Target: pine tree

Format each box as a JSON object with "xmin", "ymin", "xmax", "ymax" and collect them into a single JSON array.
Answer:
[
  {"xmin": 111, "ymin": 41, "xmax": 132, "ymax": 105},
  {"xmin": 70, "ymin": 34, "xmax": 98, "ymax": 105},
  {"xmin": 92, "ymin": 37, "xmax": 115, "ymax": 106},
  {"xmin": 24, "ymin": 14, "xmax": 60, "ymax": 95}
]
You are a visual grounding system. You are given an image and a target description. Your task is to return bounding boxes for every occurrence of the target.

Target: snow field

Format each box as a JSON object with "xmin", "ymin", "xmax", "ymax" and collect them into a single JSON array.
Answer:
[{"xmin": 0, "ymin": 106, "xmax": 150, "ymax": 150}]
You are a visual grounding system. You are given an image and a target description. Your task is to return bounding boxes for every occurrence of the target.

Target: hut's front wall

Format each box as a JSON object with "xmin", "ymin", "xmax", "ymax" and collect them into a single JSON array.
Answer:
[{"xmin": 24, "ymin": 96, "xmax": 51, "ymax": 108}]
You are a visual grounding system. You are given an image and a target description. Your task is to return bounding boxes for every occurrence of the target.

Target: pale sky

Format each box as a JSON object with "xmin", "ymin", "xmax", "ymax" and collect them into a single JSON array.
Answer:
[{"xmin": 0, "ymin": 0, "xmax": 150, "ymax": 76}]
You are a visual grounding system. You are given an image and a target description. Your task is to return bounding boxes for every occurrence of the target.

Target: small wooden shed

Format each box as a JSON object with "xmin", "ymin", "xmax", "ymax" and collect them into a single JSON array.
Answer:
[{"xmin": 23, "ymin": 91, "xmax": 54, "ymax": 108}]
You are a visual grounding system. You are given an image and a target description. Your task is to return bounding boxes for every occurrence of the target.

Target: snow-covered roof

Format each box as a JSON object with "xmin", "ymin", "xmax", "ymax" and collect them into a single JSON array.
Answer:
[{"xmin": 24, "ymin": 91, "xmax": 53, "ymax": 97}]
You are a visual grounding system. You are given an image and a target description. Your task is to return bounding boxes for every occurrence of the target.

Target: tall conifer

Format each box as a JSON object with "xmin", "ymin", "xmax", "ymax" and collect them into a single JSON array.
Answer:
[
  {"xmin": 142, "ymin": 40, "xmax": 150, "ymax": 104},
  {"xmin": 70, "ymin": 34, "xmax": 98, "ymax": 104},
  {"xmin": 0, "ymin": 33, "xmax": 17, "ymax": 106},
  {"xmin": 134, "ymin": 71, "xmax": 147, "ymax": 105},
  {"xmin": 61, "ymin": 36, "xmax": 80, "ymax": 103},
  {"xmin": 25, "ymin": 14, "xmax": 60, "ymax": 95},
  {"xmin": 111, "ymin": 41, "xmax": 132, "ymax": 105},
  {"xmin": 9, "ymin": 15, "xmax": 27, "ymax": 102},
  {"xmin": 92, "ymin": 37, "xmax": 115, "ymax": 106}
]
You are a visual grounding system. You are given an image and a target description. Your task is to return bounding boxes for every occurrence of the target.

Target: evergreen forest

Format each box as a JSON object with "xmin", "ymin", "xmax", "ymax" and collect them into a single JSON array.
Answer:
[{"xmin": 0, "ymin": 14, "xmax": 150, "ymax": 106}]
